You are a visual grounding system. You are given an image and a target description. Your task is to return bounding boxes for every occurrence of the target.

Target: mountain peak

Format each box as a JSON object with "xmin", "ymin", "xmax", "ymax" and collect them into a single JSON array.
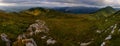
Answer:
[
  {"xmin": 21, "ymin": 7, "xmax": 50, "ymax": 16},
  {"xmin": 103, "ymin": 6, "xmax": 115, "ymax": 11},
  {"xmin": 93, "ymin": 6, "xmax": 116, "ymax": 18},
  {"xmin": 105, "ymin": 6, "xmax": 113, "ymax": 8},
  {"xmin": 101, "ymin": 6, "xmax": 115, "ymax": 11},
  {"xmin": 28, "ymin": 7, "xmax": 45, "ymax": 11}
]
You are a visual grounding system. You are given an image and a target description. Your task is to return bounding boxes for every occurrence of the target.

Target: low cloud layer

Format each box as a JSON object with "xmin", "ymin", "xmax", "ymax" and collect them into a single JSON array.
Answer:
[{"xmin": 0, "ymin": 0, "xmax": 120, "ymax": 7}]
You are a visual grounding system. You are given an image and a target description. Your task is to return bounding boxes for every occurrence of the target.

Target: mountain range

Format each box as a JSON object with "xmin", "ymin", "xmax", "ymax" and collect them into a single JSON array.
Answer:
[
  {"xmin": 0, "ymin": 6, "xmax": 120, "ymax": 14},
  {"xmin": 0, "ymin": 6, "xmax": 120, "ymax": 46}
]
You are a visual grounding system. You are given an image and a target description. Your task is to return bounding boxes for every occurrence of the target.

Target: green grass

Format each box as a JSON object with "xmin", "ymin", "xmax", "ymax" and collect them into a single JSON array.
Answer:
[{"xmin": 0, "ymin": 7, "xmax": 120, "ymax": 46}]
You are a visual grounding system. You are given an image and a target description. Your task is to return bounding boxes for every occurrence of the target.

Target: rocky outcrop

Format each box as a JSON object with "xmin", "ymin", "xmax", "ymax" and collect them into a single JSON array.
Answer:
[
  {"xmin": 23, "ymin": 38, "xmax": 37, "ymax": 46},
  {"xmin": 26, "ymin": 20, "xmax": 49, "ymax": 36},
  {"xmin": 101, "ymin": 24, "xmax": 117, "ymax": 46},
  {"xmin": 1, "ymin": 20, "xmax": 56, "ymax": 46},
  {"xmin": 0, "ymin": 33, "xmax": 11, "ymax": 46}
]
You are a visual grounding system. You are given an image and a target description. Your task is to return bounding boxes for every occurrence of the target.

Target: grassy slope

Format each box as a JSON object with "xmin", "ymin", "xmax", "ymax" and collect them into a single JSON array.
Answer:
[
  {"xmin": 0, "ymin": 8, "xmax": 120, "ymax": 46},
  {"xmin": 0, "ymin": 11, "xmax": 99, "ymax": 46}
]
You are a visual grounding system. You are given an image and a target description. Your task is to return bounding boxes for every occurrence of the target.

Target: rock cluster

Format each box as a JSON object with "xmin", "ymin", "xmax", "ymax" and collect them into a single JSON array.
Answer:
[
  {"xmin": 0, "ymin": 20, "xmax": 56, "ymax": 46},
  {"xmin": 0, "ymin": 33, "xmax": 11, "ymax": 46},
  {"xmin": 101, "ymin": 24, "xmax": 118, "ymax": 46}
]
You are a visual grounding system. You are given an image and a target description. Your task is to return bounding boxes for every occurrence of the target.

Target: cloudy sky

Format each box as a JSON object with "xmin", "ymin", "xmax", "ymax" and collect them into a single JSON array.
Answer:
[{"xmin": 0, "ymin": 0, "xmax": 120, "ymax": 7}]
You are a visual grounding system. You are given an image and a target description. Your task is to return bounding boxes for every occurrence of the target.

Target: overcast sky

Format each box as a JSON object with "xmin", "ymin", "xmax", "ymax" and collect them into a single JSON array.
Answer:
[{"xmin": 0, "ymin": 0, "xmax": 120, "ymax": 7}]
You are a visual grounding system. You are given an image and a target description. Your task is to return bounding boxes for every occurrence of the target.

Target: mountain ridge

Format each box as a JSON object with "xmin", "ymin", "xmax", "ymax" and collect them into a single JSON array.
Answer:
[{"xmin": 0, "ymin": 6, "xmax": 120, "ymax": 46}]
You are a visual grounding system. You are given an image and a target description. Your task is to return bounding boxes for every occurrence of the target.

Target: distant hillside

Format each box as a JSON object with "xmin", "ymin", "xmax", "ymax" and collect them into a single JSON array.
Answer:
[
  {"xmin": 21, "ymin": 7, "xmax": 51, "ymax": 16},
  {"xmin": 92, "ymin": 6, "xmax": 116, "ymax": 19},
  {"xmin": 53, "ymin": 6, "xmax": 99, "ymax": 14},
  {"xmin": 20, "ymin": 7, "xmax": 69, "ymax": 18},
  {"xmin": 109, "ymin": 10, "xmax": 120, "ymax": 20}
]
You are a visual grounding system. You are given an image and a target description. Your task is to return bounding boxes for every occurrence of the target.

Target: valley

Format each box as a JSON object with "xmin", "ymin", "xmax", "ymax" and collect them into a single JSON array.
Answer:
[{"xmin": 0, "ymin": 6, "xmax": 120, "ymax": 46}]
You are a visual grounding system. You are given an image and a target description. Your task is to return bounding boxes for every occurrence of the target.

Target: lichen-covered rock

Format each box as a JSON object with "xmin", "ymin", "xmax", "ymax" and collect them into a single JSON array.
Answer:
[
  {"xmin": 1, "ymin": 20, "xmax": 56, "ymax": 46},
  {"xmin": 0, "ymin": 33, "xmax": 11, "ymax": 46},
  {"xmin": 22, "ymin": 38, "xmax": 37, "ymax": 46},
  {"xmin": 13, "ymin": 38, "xmax": 37, "ymax": 46},
  {"xmin": 17, "ymin": 34, "xmax": 26, "ymax": 40},
  {"xmin": 27, "ymin": 20, "xmax": 49, "ymax": 36},
  {"xmin": 46, "ymin": 38, "xmax": 56, "ymax": 45},
  {"xmin": 41, "ymin": 35, "xmax": 47, "ymax": 39}
]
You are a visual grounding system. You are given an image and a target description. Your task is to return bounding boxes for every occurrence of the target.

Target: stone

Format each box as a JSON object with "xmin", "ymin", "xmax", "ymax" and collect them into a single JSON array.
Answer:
[
  {"xmin": 41, "ymin": 36, "xmax": 47, "ymax": 39},
  {"xmin": 46, "ymin": 38, "xmax": 56, "ymax": 45},
  {"xmin": 80, "ymin": 41, "xmax": 92, "ymax": 46},
  {"xmin": 0, "ymin": 33, "xmax": 11, "ymax": 46}
]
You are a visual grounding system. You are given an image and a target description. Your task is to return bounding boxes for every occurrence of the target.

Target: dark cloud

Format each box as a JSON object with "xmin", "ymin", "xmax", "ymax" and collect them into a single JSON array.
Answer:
[{"xmin": 0, "ymin": 0, "xmax": 120, "ymax": 7}]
